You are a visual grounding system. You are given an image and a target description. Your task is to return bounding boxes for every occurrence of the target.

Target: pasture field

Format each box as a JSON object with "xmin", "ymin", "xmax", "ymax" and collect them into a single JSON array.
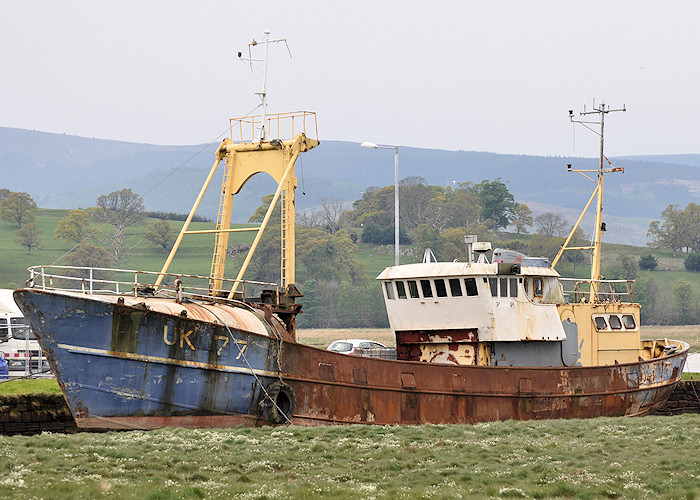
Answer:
[{"xmin": 0, "ymin": 416, "xmax": 698, "ymax": 499}]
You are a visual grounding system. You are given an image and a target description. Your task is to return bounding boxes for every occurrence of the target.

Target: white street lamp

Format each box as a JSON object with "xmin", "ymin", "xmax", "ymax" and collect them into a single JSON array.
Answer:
[{"xmin": 361, "ymin": 141, "xmax": 400, "ymax": 267}]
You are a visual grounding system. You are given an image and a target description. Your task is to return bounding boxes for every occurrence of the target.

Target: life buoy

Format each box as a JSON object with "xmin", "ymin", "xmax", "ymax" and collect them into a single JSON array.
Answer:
[{"xmin": 262, "ymin": 381, "xmax": 296, "ymax": 424}]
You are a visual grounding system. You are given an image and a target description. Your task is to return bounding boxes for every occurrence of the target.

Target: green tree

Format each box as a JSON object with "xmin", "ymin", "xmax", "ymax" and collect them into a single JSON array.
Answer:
[
  {"xmin": 15, "ymin": 223, "xmax": 42, "ymax": 254},
  {"xmin": 412, "ymin": 224, "xmax": 444, "ymax": 258},
  {"xmin": 144, "ymin": 219, "xmax": 178, "ymax": 252},
  {"xmin": 672, "ymin": 278, "xmax": 695, "ymax": 324},
  {"xmin": 512, "ymin": 203, "xmax": 533, "ymax": 234},
  {"xmin": 638, "ymin": 253, "xmax": 658, "ymax": 271},
  {"xmin": 61, "ymin": 242, "xmax": 114, "ymax": 285},
  {"xmin": 684, "ymin": 253, "xmax": 700, "ymax": 272},
  {"xmin": 94, "ymin": 188, "xmax": 145, "ymax": 267},
  {"xmin": 605, "ymin": 254, "xmax": 638, "ymax": 280},
  {"xmin": 0, "ymin": 191, "xmax": 37, "ymax": 228},
  {"xmin": 647, "ymin": 203, "xmax": 700, "ymax": 254},
  {"xmin": 471, "ymin": 178, "xmax": 517, "ymax": 231},
  {"xmin": 54, "ymin": 209, "xmax": 99, "ymax": 245},
  {"xmin": 0, "ymin": 188, "xmax": 11, "ymax": 202}
]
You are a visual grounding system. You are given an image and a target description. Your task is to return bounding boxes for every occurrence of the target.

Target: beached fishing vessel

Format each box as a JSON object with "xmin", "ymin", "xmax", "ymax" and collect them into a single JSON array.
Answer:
[{"xmin": 13, "ymin": 36, "xmax": 688, "ymax": 429}]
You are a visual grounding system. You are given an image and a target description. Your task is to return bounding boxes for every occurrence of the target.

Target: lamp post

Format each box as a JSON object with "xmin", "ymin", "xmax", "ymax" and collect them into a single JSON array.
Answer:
[{"xmin": 361, "ymin": 141, "xmax": 400, "ymax": 266}]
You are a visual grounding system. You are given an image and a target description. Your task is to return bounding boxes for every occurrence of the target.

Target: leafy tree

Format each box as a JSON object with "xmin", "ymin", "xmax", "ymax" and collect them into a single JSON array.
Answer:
[
  {"xmin": 684, "ymin": 253, "xmax": 700, "ymax": 272},
  {"xmin": 605, "ymin": 254, "xmax": 638, "ymax": 280},
  {"xmin": 0, "ymin": 188, "xmax": 11, "ymax": 202},
  {"xmin": 412, "ymin": 224, "xmax": 444, "ymax": 258},
  {"xmin": 527, "ymin": 234, "xmax": 565, "ymax": 262},
  {"xmin": 54, "ymin": 209, "xmax": 99, "ymax": 245},
  {"xmin": 61, "ymin": 242, "xmax": 114, "ymax": 284},
  {"xmin": 471, "ymin": 178, "xmax": 517, "ymax": 231},
  {"xmin": 144, "ymin": 219, "xmax": 178, "ymax": 252},
  {"xmin": 0, "ymin": 191, "xmax": 37, "ymax": 228},
  {"xmin": 534, "ymin": 212, "xmax": 568, "ymax": 237},
  {"xmin": 512, "ymin": 203, "xmax": 533, "ymax": 234},
  {"xmin": 672, "ymin": 278, "xmax": 695, "ymax": 324},
  {"xmin": 442, "ymin": 228, "xmax": 468, "ymax": 261},
  {"xmin": 639, "ymin": 253, "xmax": 658, "ymax": 271},
  {"xmin": 15, "ymin": 223, "xmax": 42, "ymax": 254},
  {"xmin": 647, "ymin": 203, "xmax": 700, "ymax": 254},
  {"xmin": 94, "ymin": 188, "xmax": 145, "ymax": 267}
]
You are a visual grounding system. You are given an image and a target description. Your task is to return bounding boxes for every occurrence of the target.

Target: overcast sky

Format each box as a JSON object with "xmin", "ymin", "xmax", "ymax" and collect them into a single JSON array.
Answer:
[{"xmin": 2, "ymin": 1, "xmax": 699, "ymax": 157}]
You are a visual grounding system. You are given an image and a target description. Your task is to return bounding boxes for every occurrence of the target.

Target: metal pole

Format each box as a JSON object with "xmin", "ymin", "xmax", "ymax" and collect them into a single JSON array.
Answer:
[
  {"xmin": 394, "ymin": 146, "xmax": 400, "ymax": 267},
  {"xmin": 260, "ymin": 29, "xmax": 270, "ymax": 141}
]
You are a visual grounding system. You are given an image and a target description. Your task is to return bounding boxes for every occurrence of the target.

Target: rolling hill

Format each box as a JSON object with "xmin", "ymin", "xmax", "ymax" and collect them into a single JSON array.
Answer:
[{"xmin": 2, "ymin": 127, "xmax": 699, "ymax": 245}]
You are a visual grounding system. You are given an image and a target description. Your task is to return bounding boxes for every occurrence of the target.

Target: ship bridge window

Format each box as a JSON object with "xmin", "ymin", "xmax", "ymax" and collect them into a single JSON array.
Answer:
[
  {"xmin": 407, "ymin": 280, "xmax": 420, "ymax": 299},
  {"xmin": 464, "ymin": 277, "xmax": 478, "ymax": 296},
  {"xmin": 488, "ymin": 278, "xmax": 498, "ymax": 297},
  {"xmin": 385, "ymin": 282, "xmax": 395, "ymax": 300},
  {"xmin": 609, "ymin": 315, "xmax": 622, "ymax": 330},
  {"xmin": 509, "ymin": 278, "xmax": 518, "ymax": 297},
  {"xmin": 594, "ymin": 316, "xmax": 608, "ymax": 331},
  {"xmin": 396, "ymin": 281, "xmax": 407, "ymax": 299},
  {"xmin": 449, "ymin": 278, "xmax": 463, "ymax": 297},
  {"xmin": 420, "ymin": 280, "xmax": 433, "ymax": 298},
  {"xmin": 622, "ymin": 314, "xmax": 636, "ymax": 330},
  {"xmin": 434, "ymin": 279, "xmax": 448, "ymax": 298},
  {"xmin": 499, "ymin": 278, "xmax": 508, "ymax": 297},
  {"xmin": 534, "ymin": 278, "xmax": 543, "ymax": 297}
]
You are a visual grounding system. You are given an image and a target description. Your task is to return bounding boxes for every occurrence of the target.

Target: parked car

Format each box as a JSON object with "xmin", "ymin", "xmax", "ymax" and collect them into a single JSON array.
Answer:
[{"xmin": 327, "ymin": 339, "xmax": 388, "ymax": 355}]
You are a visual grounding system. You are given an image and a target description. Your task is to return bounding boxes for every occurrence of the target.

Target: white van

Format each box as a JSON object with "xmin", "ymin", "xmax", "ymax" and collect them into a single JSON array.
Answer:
[{"xmin": 0, "ymin": 289, "xmax": 47, "ymax": 375}]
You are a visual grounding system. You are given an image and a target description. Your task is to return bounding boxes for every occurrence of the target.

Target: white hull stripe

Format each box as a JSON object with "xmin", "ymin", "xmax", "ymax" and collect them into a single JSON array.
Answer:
[{"xmin": 56, "ymin": 343, "xmax": 279, "ymax": 378}]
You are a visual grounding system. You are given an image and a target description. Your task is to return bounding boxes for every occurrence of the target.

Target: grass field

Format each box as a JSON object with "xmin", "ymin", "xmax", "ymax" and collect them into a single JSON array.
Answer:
[{"xmin": 0, "ymin": 416, "xmax": 698, "ymax": 498}]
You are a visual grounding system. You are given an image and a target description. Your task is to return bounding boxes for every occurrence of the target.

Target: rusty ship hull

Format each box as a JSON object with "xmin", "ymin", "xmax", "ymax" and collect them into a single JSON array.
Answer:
[{"xmin": 14, "ymin": 288, "xmax": 688, "ymax": 430}]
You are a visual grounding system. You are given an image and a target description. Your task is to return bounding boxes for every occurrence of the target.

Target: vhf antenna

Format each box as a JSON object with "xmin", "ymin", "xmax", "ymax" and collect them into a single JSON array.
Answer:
[
  {"xmin": 559, "ymin": 100, "xmax": 626, "ymax": 286},
  {"xmin": 237, "ymin": 29, "xmax": 292, "ymax": 142}
]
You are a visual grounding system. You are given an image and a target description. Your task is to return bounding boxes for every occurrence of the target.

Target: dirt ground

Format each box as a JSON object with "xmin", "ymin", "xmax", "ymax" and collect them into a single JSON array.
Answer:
[{"xmin": 297, "ymin": 325, "xmax": 700, "ymax": 351}]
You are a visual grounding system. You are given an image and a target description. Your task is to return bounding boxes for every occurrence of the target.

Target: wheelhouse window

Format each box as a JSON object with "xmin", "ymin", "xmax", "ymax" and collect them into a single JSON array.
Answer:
[
  {"xmin": 594, "ymin": 316, "xmax": 608, "ymax": 330},
  {"xmin": 488, "ymin": 277, "xmax": 498, "ymax": 297},
  {"xmin": 420, "ymin": 280, "xmax": 433, "ymax": 298},
  {"xmin": 407, "ymin": 280, "xmax": 420, "ymax": 298},
  {"xmin": 609, "ymin": 315, "xmax": 622, "ymax": 330},
  {"xmin": 509, "ymin": 278, "xmax": 518, "ymax": 298},
  {"xmin": 385, "ymin": 282, "xmax": 395, "ymax": 300},
  {"xmin": 499, "ymin": 278, "xmax": 508, "ymax": 297},
  {"xmin": 622, "ymin": 314, "xmax": 636, "ymax": 330},
  {"xmin": 449, "ymin": 278, "xmax": 463, "ymax": 297},
  {"xmin": 534, "ymin": 278, "xmax": 543, "ymax": 297},
  {"xmin": 396, "ymin": 281, "xmax": 407, "ymax": 299},
  {"xmin": 464, "ymin": 278, "xmax": 478, "ymax": 297},
  {"xmin": 434, "ymin": 279, "xmax": 448, "ymax": 298}
]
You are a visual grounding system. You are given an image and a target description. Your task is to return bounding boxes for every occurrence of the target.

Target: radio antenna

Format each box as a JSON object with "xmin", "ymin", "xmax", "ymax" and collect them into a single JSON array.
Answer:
[{"xmin": 237, "ymin": 29, "xmax": 292, "ymax": 141}]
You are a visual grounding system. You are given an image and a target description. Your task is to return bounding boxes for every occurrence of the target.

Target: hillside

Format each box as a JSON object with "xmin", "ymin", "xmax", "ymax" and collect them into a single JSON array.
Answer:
[{"xmin": 2, "ymin": 127, "xmax": 700, "ymax": 245}]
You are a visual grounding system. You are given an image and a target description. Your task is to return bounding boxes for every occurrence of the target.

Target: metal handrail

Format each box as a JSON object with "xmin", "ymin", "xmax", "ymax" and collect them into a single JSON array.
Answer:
[
  {"xmin": 26, "ymin": 265, "xmax": 279, "ymax": 305},
  {"xmin": 559, "ymin": 277, "xmax": 634, "ymax": 303},
  {"xmin": 230, "ymin": 111, "xmax": 318, "ymax": 143}
]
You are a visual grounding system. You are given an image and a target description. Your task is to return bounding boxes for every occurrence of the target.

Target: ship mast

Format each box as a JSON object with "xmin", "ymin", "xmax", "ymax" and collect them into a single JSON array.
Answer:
[
  {"xmin": 155, "ymin": 31, "xmax": 318, "ymax": 318},
  {"xmin": 552, "ymin": 101, "xmax": 625, "ymax": 297}
]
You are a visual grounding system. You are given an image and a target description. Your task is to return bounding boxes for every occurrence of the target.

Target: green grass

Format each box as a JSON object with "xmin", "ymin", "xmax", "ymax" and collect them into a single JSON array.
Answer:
[
  {"xmin": 0, "ymin": 416, "xmax": 698, "ymax": 498},
  {"xmin": 0, "ymin": 214, "xmax": 258, "ymax": 288},
  {"xmin": 0, "ymin": 378, "xmax": 61, "ymax": 395}
]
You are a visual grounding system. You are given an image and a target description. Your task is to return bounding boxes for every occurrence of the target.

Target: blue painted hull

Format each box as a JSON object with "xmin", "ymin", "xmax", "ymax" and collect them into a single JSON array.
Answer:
[{"xmin": 14, "ymin": 289, "xmax": 281, "ymax": 428}]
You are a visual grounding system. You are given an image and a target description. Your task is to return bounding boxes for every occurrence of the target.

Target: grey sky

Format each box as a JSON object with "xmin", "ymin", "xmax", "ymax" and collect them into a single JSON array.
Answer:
[{"xmin": 2, "ymin": 1, "xmax": 699, "ymax": 157}]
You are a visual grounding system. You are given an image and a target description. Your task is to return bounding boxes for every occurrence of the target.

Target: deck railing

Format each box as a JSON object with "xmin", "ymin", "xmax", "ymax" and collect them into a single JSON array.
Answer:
[
  {"xmin": 26, "ymin": 265, "xmax": 279, "ymax": 305},
  {"xmin": 230, "ymin": 111, "xmax": 318, "ymax": 143},
  {"xmin": 559, "ymin": 277, "xmax": 634, "ymax": 304}
]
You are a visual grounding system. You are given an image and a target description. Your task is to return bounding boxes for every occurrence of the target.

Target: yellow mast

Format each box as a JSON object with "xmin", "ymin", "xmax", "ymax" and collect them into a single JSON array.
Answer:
[{"xmin": 552, "ymin": 102, "xmax": 625, "ymax": 301}]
